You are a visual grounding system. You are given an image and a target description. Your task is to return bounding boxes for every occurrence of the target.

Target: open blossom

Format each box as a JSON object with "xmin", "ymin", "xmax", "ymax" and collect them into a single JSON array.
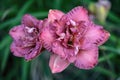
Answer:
[
  {"xmin": 9, "ymin": 14, "xmax": 43, "ymax": 61},
  {"xmin": 40, "ymin": 6, "xmax": 110, "ymax": 73}
]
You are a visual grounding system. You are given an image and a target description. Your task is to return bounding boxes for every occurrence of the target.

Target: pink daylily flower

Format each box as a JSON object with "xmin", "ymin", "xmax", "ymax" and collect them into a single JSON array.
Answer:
[
  {"xmin": 9, "ymin": 14, "xmax": 43, "ymax": 61},
  {"xmin": 40, "ymin": 6, "xmax": 110, "ymax": 73}
]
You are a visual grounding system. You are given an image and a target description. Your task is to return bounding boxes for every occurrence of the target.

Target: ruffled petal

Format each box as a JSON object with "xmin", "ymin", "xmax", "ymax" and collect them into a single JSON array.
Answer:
[
  {"xmin": 22, "ymin": 14, "xmax": 39, "ymax": 27},
  {"xmin": 9, "ymin": 25, "xmax": 25, "ymax": 41},
  {"xmin": 10, "ymin": 42, "xmax": 29, "ymax": 57},
  {"xmin": 74, "ymin": 46, "xmax": 98, "ymax": 69},
  {"xmin": 11, "ymin": 42, "xmax": 43, "ymax": 61},
  {"xmin": 25, "ymin": 42, "xmax": 42, "ymax": 61},
  {"xmin": 66, "ymin": 6, "xmax": 89, "ymax": 22},
  {"xmin": 48, "ymin": 10, "xmax": 64, "ymax": 22},
  {"xmin": 52, "ymin": 20, "xmax": 65, "ymax": 35},
  {"xmin": 9, "ymin": 25, "xmax": 37, "ymax": 47},
  {"xmin": 40, "ymin": 20, "xmax": 56, "ymax": 51},
  {"xmin": 49, "ymin": 54, "xmax": 70, "ymax": 73},
  {"xmin": 73, "ymin": 21, "xmax": 88, "ymax": 47},
  {"xmin": 84, "ymin": 24, "xmax": 110, "ymax": 46}
]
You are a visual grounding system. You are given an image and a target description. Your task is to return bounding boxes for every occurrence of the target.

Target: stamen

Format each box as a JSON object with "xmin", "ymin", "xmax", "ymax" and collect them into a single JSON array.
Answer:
[
  {"xmin": 58, "ymin": 33, "xmax": 65, "ymax": 40},
  {"xmin": 25, "ymin": 26, "xmax": 35, "ymax": 33},
  {"xmin": 70, "ymin": 19, "xmax": 76, "ymax": 26}
]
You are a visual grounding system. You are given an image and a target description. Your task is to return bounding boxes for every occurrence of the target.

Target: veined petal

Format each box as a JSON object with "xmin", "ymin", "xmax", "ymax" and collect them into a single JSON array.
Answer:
[
  {"xmin": 40, "ymin": 20, "xmax": 56, "ymax": 51},
  {"xmin": 10, "ymin": 42, "xmax": 29, "ymax": 57},
  {"xmin": 22, "ymin": 14, "xmax": 39, "ymax": 27},
  {"xmin": 48, "ymin": 10, "xmax": 64, "ymax": 22},
  {"xmin": 84, "ymin": 24, "xmax": 110, "ymax": 46},
  {"xmin": 67, "ymin": 56, "xmax": 76, "ymax": 63},
  {"xmin": 52, "ymin": 41, "xmax": 65, "ymax": 57},
  {"xmin": 25, "ymin": 42, "xmax": 42, "ymax": 61},
  {"xmin": 11, "ymin": 42, "xmax": 43, "ymax": 61},
  {"xmin": 73, "ymin": 21, "xmax": 88, "ymax": 47},
  {"xmin": 49, "ymin": 54, "xmax": 70, "ymax": 73},
  {"xmin": 66, "ymin": 6, "xmax": 89, "ymax": 22},
  {"xmin": 52, "ymin": 41, "xmax": 74, "ymax": 58},
  {"xmin": 74, "ymin": 46, "xmax": 98, "ymax": 69},
  {"xmin": 52, "ymin": 20, "xmax": 65, "ymax": 35}
]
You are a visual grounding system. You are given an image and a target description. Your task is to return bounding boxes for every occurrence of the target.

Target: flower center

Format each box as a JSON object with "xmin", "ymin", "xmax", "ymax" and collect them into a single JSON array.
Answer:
[
  {"xmin": 25, "ymin": 26, "xmax": 35, "ymax": 33},
  {"xmin": 67, "ymin": 35, "xmax": 74, "ymax": 45}
]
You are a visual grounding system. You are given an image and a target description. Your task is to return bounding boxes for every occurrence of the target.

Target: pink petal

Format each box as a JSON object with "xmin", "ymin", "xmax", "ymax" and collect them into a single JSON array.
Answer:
[
  {"xmin": 67, "ymin": 56, "xmax": 76, "ymax": 63},
  {"xmin": 52, "ymin": 41, "xmax": 65, "ymax": 57},
  {"xmin": 9, "ymin": 25, "xmax": 25, "ymax": 41},
  {"xmin": 52, "ymin": 20, "xmax": 65, "ymax": 35},
  {"xmin": 22, "ymin": 14, "xmax": 39, "ymax": 27},
  {"xmin": 10, "ymin": 42, "xmax": 29, "ymax": 57},
  {"xmin": 84, "ymin": 24, "xmax": 110, "ymax": 46},
  {"xmin": 73, "ymin": 21, "xmax": 88, "ymax": 47},
  {"xmin": 25, "ymin": 42, "xmax": 42, "ymax": 61},
  {"xmin": 66, "ymin": 6, "xmax": 89, "ymax": 22},
  {"xmin": 52, "ymin": 41, "xmax": 74, "ymax": 58},
  {"xmin": 37, "ymin": 20, "xmax": 44, "ymax": 30},
  {"xmin": 40, "ymin": 20, "xmax": 56, "ymax": 51},
  {"xmin": 74, "ymin": 46, "xmax": 98, "ymax": 69},
  {"xmin": 49, "ymin": 54, "xmax": 70, "ymax": 73},
  {"xmin": 11, "ymin": 42, "xmax": 43, "ymax": 61},
  {"xmin": 48, "ymin": 10, "xmax": 64, "ymax": 22}
]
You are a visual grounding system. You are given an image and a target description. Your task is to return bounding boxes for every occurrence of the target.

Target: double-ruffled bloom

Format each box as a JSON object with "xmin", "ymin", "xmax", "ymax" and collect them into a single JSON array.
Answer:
[
  {"xmin": 9, "ymin": 6, "xmax": 110, "ymax": 73},
  {"xmin": 9, "ymin": 14, "xmax": 43, "ymax": 60}
]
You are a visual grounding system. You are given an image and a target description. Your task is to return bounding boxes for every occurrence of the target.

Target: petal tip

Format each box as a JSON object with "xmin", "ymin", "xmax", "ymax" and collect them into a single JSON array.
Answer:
[
  {"xmin": 74, "ymin": 47, "xmax": 98, "ymax": 70},
  {"xmin": 22, "ymin": 14, "xmax": 38, "ymax": 27},
  {"xmin": 51, "ymin": 68, "xmax": 61, "ymax": 74},
  {"xmin": 49, "ymin": 9, "xmax": 53, "ymax": 13},
  {"xmin": 75, "ymin": 60, "xmax": 98, "ymax": 69},
  {"xmin": 48, "ymin": 9, "xmax": 64, "ymax": 22},
  {"xmin": 66, "ymin": 6, "xmax": 89, "ymax": 22},
  {"xmin": 49, "ymin": 54, "xmax": 70, "ymax": 73}
]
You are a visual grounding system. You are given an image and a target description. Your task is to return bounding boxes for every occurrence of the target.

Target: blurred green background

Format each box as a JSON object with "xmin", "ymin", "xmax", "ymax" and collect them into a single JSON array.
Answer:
[{"xmin": 0, "ymin": 0, "xmax": 120, "ymax": 80}]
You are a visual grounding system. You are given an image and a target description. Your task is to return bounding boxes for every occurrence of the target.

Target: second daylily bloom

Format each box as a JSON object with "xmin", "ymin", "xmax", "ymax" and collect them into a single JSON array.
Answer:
[
  {"xmin": 40, "ymin": 6, "xmax": 110, "ymax": 73},
  {"xmin": 9, "ymin": 14, "xmax": 43, "ymax": 61}
]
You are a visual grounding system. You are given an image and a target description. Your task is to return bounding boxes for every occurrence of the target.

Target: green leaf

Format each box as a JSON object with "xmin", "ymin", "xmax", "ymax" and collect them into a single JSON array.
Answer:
[
  {"xmin": 100, "ymin": 46, "xmax": 120, "ymax": 55},
  {"xmin": 17, "ymin": 0, "xmax": 34, "ymax": 17},
  {"xmin": 99, "ymin": 53, "xmax": 117, "ymax": 63},
  {"xmin": 0, "ymin": 17, "xmax": 20, "ymax": 30},
  {"xmin": 0, "ymin": 36, "xmax": 12, "ymax": 71},
  {"xmin": 0, "ymin": 11, "xmax": 47, "ymax": 30},
  {"xmin": 94, "ymin": 67, "xmax": 117, "ymax": 78},
  {"xmin": 31, "ymin": 11, "xmax": 48, "ymax": 18},
  {"xmin": 108, "ymin": 12, "xmax": 120, "ymax": 24},
  {"xmin": 53, "ymin": 0, "xmax": 62, "ymax": 9},
  {"xmin": 22, "ymin": 60, "xmax": 30, "ymax": 80},
  {"xmin": 0, "ymin": 36, "xmax": 12, "ymax": 50},
  {"xmin": 1, "ymin": 45, "xmax": 10, "ymax": 71}
]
